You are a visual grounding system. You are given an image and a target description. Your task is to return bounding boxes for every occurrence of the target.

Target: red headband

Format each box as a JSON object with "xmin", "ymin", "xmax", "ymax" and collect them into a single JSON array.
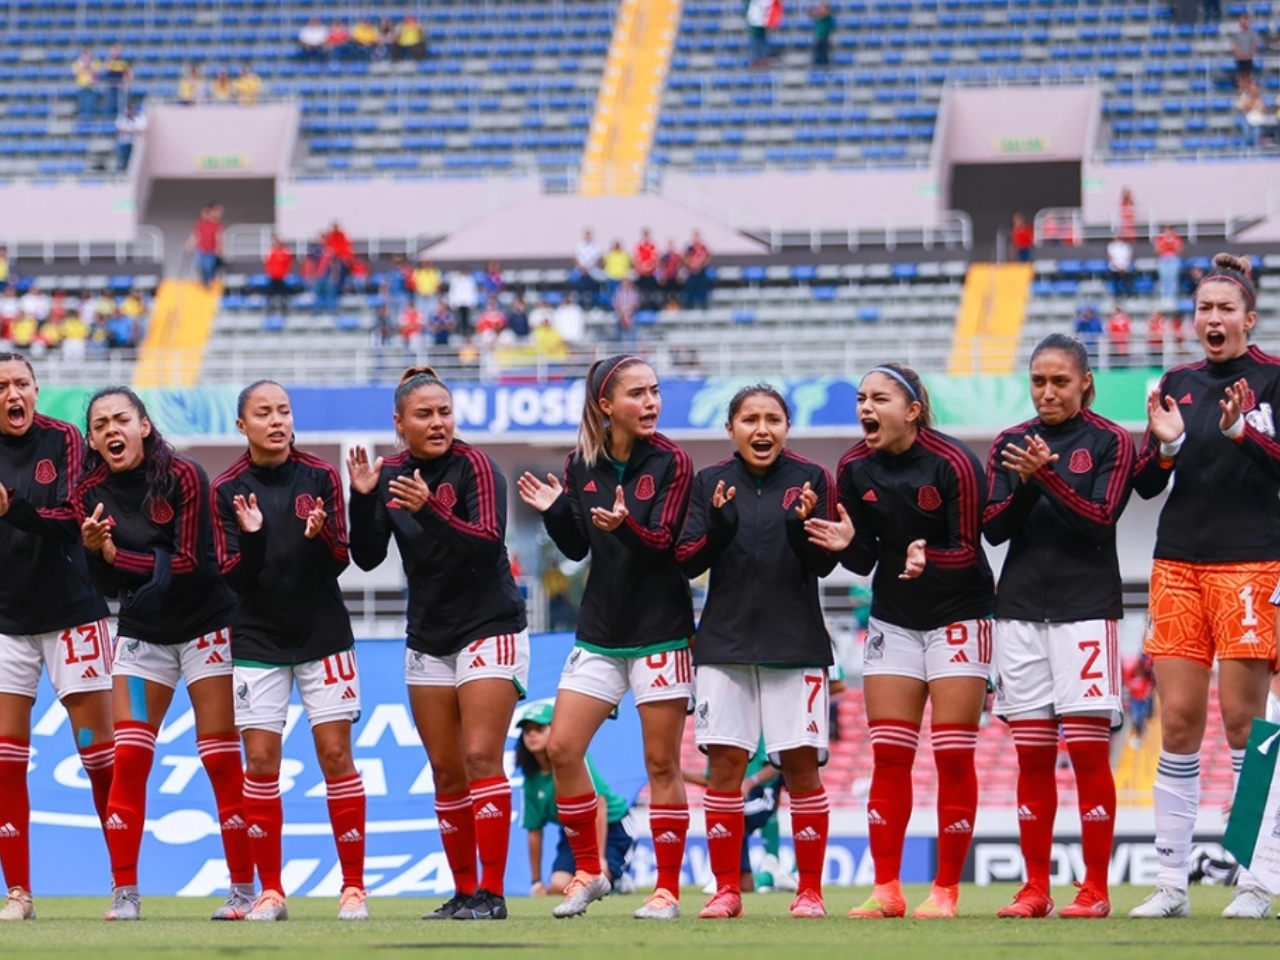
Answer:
[
  {"xmin": 595, "ymin": 355, "xmax": 643, "ymax": 403},
  {"xmin": 1196, "ymin": 272, "xmax": 1256, "ymax": 311}
]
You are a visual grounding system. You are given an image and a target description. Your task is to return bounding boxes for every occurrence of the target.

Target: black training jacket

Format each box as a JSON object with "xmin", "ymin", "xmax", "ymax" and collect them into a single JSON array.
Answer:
[
  {"xmin": 541, "ymin": 433, "xmax": 694, "ymax": 651},
  {"xmin": 349, "ymin": 440, "xmax": 526, "ymax": 657},
  {"xmin": 985, "ymin": 410, "xmax": 1135, "ymax": 622},
  {"xmin": 677, "ymin": 450, "xmax": 836, "ymax": 667},
  {"xmin": 75, "ymin": 456, "xmax": 234, "ymax": 644},
  {"xmin": 1134, "ymin": 347, "xmax": 1280, "ymax": 563},
  {"xmin": 211, "ymin": 450, "xmax": 355, "ymax": 665},
  {"xmin": 0, "ymin": 414, "xmax": 107, "ymax": 635},
  {"xmin": 836, "ymin": 428, "xmax": 995, "ymax": 631}
]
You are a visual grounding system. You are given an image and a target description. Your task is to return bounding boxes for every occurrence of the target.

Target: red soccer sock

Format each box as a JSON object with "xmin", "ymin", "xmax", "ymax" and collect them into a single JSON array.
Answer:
[
  {"xmin": 435, "ymin": 792, "xmax": 477, "ymax": 897},
  {"xmin": 77, "ymin": 741, "xmax": 114, "ymax": 828},
  {"xmin": 243, "ymin": 773, "xmax": 284, "ymax": 895},
  {"xmin": 197, "ymin": 736, "xmax": 253, "ymax": 886},
  {"xmin": 789, "ymin": 788, "xmax": 830, "ymax": 895},
  {"xmin": 867, "ymin": 720, "xmax": 919, "ymax": 884},
  {"xmin": 556, "ymin": 793, "xmax": 602, "ymax": 876},
  {"xmin": 1009, "ymin": 720, "xmax": 1060, "ymax": 892},
  {"xmin": 1063, "ymin": 717, "xmax": 1116, "ymax": 894},
  {"xmin": 105, "ymin": 722, "xmax": 157, "ymax": 888},
  {"xmin": 932, "ymin": 723, "xmax": 978, "ymax": 888},
  {"xmin": 470, "ymin": 777, "xmax": 511, "ymax": 896},
  {"xmin": 649, "ymin": 803, "xmax": 689, "ymax": 896},
  {"xmin": 0, "ymin": 738, "xmax": 31, "ymax": 892},
  {"xmin": 703, "ymin": 791, "xmax": 744, "ymax": 893},
  {"xmin": 327, "ymin": 774, "xmax": 367, "ymax": 891}
]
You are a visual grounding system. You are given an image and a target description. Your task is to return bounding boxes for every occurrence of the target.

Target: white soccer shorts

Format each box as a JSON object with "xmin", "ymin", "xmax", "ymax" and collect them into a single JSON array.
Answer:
[
  {"xmin": 0, "ymin": 618, "xmax": 113, "ymax": 698},
  {"xmin": 112, "ymin": 628, "xmax": 233, "ymax": 689},
  {"xmin": 862, "ymin": 616, "xmax": 993, "ymax": 682},
  {"xmin": 404, "ymin": 630, "xmax": 530, "ymax": 695},
  {"xmin": 234, "ymin": 648, "xmax": 362, "ymax": 733},
  {"xmin": 693, "ymin": 663, "xmax": 829, "ymax": 762},
  {"xmin": 994, "ymin": 618, "xmax": 1122, "ymax": 717},
  {"xmin": 557, "ymin": 644, "xmax": 693, "ymax": 707}
]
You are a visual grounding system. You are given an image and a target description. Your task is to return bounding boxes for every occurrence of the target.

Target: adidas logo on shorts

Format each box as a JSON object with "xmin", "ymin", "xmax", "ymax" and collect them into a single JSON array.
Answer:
[
  {"xmin": 866, "ymin": 809, "xmax": 887, "ymax": 826},
  {"xmin": 654, "ymin": 830, "xmax": 681, "ymax": 844},
  {"xmin": 1241, "ymin": 630, "xmax": 1260, "ymax": 644},
  {"xmin": 248, "ymin": 825, "xmax": 268, "ymax": 839},
  {"xmin": 1082, "ymin": 806, "xmax": 1111, "ymax": 822},
  {"xmin": 794, "ymin": 827, "xmax": 821, "ymax": 842},
  {"xmin": 806, "ymin": 721, "xmax": 819, "ymax": 734},
  {"xmin": 1017, "ymin": 805, "xmax": 1035, "ymax": 821},
  {"xmin": 81, "ymin": 666, "xmax": 100, "ymax": 679},
  {"xmin": 222, "ymin": 815, "xmax": 247, "ymax": 831},
  {"xmin": 470, "ymin": 656, "xmax": 487, "ymax": 669},
  {"xmin": 943, "ymin": 819, "xmax": 972, "ymax": 835},
  {"xmin": 950, "ymin": 651, "xmax": 969, "ymax": 663},
  {"xmin": 341, "ymin": 687, "xmax": 357, "ymax": 701},
  {"xmin": 475, "ymin": 802, "xmax": 505, "ymax": 820},
  {"xmin": 706, "ymin": 823, "xmax": 732, "ymax": 840},
  {"xmin": 205, "ymin": 651, "xmax": 226, "ymax": 665},
  {"xmin": 1083, "ymin": 684, "xmax": 1103, "ymax": 698},
  {"xmin": 652, "ymin": 675, "xmax": 670, "ymax": 688},
  {"xmin": 0, "ymin": 823, "xmax": 19, "ymax": 838},
  {"xmin": 338, "ymin": 829, "xmax": 363, "ymax": 842},
  {"xmin": 105, "ymin": 813, "xmax": 127, "ymax": 830}
]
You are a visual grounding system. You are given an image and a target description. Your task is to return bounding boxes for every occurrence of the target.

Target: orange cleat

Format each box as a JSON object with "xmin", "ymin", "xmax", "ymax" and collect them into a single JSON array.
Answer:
[
  {"xmin": 847, "ymin": 880, "xmax": 907, "ymax": 919},
  {"xmin": 1058, "ymin": 884, "xmax": 1111, "ymax": 919},
  {"xmin": 911, "ymin": 884, "xmax": 960, "ymax": 918},
  {"xmin": 698, "ymin": 885, "xmax": 744, "ymax": 919},
  {"xmin": 789, "ymin": 889, "xmax": 826, "ymax": 919},
  {"xmin": 996, "ymin": 883, "xmax": 1055, "ymax": 918}
]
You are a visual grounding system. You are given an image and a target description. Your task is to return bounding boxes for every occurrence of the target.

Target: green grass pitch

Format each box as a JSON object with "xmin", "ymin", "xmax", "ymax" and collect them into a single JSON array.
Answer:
[{"xmin": 1, "ymin": 886, "xmax": 1275, "ymax": 960}]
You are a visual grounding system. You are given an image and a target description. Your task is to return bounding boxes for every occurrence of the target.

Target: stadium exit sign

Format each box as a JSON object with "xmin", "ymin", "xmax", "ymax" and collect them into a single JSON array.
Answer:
[
  {"xmin": 994, "ymin": 136, "xmax": 1052, "ymax": 155},
  {"xmin": 196, "ymin": 154, "xmax": 251, "ymax": 171}
]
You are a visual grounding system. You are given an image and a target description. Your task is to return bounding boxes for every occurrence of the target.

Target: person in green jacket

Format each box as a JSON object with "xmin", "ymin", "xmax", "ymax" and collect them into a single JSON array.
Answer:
[{"xmin": 517, "ymin": 702, "xmax": 637, "ymax": 895}]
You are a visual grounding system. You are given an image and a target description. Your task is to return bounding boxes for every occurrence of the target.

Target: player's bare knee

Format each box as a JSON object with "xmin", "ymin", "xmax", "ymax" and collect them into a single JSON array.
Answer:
[
  {"xmin": 461, "ymin": 746, "xmax": 503, "ymax": 782},
  {"xmin": 243, "ymin": 744, "xmax": 282, "ymax": 778},
  {"xmin": 643, "ymin": 750, "xmax": 680, "ymax": 788},
  {"xmin": 545, "ymin": 733, "xmax": 582, "ymax": 772},
  {"xmin": 316, "ymin": 742, "xmax": 355, "ymax": 779}
]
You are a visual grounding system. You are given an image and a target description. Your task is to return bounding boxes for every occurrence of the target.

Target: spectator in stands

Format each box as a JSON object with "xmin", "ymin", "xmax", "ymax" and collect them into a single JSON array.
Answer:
[
  {"xmin": 36, "ymin": 312, "xmax": 63, "ymax": 356},
  {"xmin": 61, "ymin": 309, "xmax": 89, "ymax": 364},
  {"xmin": 91, "ymin": 290, "xmax": 116, "ymax": 324},
  {"xmin": 120, "ymin": 289, "xmax": 146, "ymax": 331},
  {"xmin": 746, "ymin": 0, "xmax": 781, "ymax": 68},
  {"xmin": 1125, "ymin": 657, "xmax": 1155, "ymax": 745},
  {"xmin": 352, "ymin": 19, "xmax": 380, "ymax": 60},
  {"xmin": 683, "ymin": 231, "xmax": 712, "ymax": 309},
  {"xmin": 0, "ymin": 284, "xmax": 20, "ymax": 342},
  {"xmin": 323, "ymin": 221, "xmax": 355, "ymax": 307},
  {"xmin": 394, "ymin": 15, "xmax": 428, "ymax": 61},
  {"xmin": 482, "ymin": 260, "xmax": 505, "ymax": 299},
  {"xmin": 811, "ymin": 3, "xmax": 835, "ymax": 67},
  {"xmin": 8, "ymin": 313, "xmax": 36, "ymax": 351},
  {"xmin": 72, "ymin": 47, "xmax": 99, "ymax": 117},
  {"xmin": 634, "ymin": 228, "xmax": 659, "ymax": 307},
  {"xmin": 1107, "ymin": 303, "xmax": 1132, "ymax": 367},
  {"xmin": 264, "ymin": 235, "xmax": 294, "ymax": 320},
  {"xmin": 572, "ymin": 229, "xmax": 602, "ymax": 311},
  {"xmin": 506, "ymin": 294, "xmax": 530, "ymax": 340},
  {"xmin": 0, "ymin": 246, "xmax": 9, "ymax": 288},
  {"xmin": 1118, "ymin": 187, "xmax": 1137, "ymax": 241},
  {"xmin": 377, "ymin": 18, "xmax": 398, "ymax": 60},
  {"xmin": 476, "ymin": 297, "xmax": 509, "ymax": 347},
  {"xmin": 529, "ymin": 296, "xmax": 555, "ymax": 332},
  {"xmin": 235, "ymin": 64, "xmax": 263, "ymax": 107},
  {"xmin": 187, "ymin": 202, "xmax": 225, "ymax": 289},
  {"xmin": 1235, "ymin": 78, "xmax": 1266, "ymax": 149},
  {"xmin": 1073, "ymin": 303, "xmax": 1102, "ymax": 362},
  {"xmin": 612, "ymin": 278, "xmax": 641, "ymax": 343},
  {"xmin": 328, "ymin": 20, "xmax": 353, "ymax": 60},
  {"xmin": 384, "ymin": 253, "xmax": 412, "ymax": 322},
  {"xmin": 532, "ymin": 313, "xmax": 566, "ymax": 357},
  {"xmin": 1010, "ymin": 212, "xmax": 1034, "ymax": 263},
  {"xmin": 427, "ymin": 299, "xmax": 455, "ymax": 346},
  {"xmin": 101, "ymin": 44, "xmax": 129, "ymax": 117},
  {"xmin": 446, "ymin": 266, "xmax": 479, "ymax": 338},
  {"xmin": 552, "ymin": 293, "xmax": 585, "ymax": 344},
  {"xmin": 210, "ymin": 70, "xmax": 233, "ymax": 103},
  {"xmin": 658, "ymin": 238, "xmax": 684, "ymax": 303},
  {"xmin": 114, "ymin": 101, "xmax": 145, "ymax": 173},
  {"xmin": 412, "ymin": 255, "xmax": 441, "ymax": 316},
  {"xmin": 399, "ymin": 302, "xmax": 424, "ymax": 348},
  {"xmin": 1106, "ymin": 232, "xmax": 1134, "ymax": 299},
  {"xmin": 1232, "ymin": 14, "xmax": 1260, "ymax": 87},
  {"xmin": 1147, "ymin": 309, "xmax": 1176, "ymax": 366},
  {"xmin": 105, "ymin": 307, "xmax": 135, "ymax": 350},
  {"xmin": 19, "ymin": 285, "xmax": 50, "ymax": 326},
  {"xmin": 602, "ymin": 239, "xmax": 632, "ymax": 304},
  {"xmin": 298, "ymin": 17, "xmax": 329, "ymax": 62},
  {"xmin": 1154, "ymin": 224, "xmax": 1184, "ymax": 307},
  {"xmin": 178, "ymin": 63, "xmax": 204, "ymax": 105}
]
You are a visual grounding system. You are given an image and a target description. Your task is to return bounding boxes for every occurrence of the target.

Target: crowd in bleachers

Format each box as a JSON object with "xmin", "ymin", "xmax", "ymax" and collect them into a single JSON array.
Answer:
[
  {"xmin": 297, "ymin": 14, "xmax": 428, "ymax": 63},
  {"xmin": 0, "ymin": 275, "xmax": 147, "ymax": 359}
]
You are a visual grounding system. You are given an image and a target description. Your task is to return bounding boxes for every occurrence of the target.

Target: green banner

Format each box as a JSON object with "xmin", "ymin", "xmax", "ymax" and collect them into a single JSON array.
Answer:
[
  {"xmin": 927, "ymin": 369, "xmax": 1156, "ymax": 428},
  {"xmin": 1223, "ymin": 718, "xmax": 1280, "ymax": 892}
]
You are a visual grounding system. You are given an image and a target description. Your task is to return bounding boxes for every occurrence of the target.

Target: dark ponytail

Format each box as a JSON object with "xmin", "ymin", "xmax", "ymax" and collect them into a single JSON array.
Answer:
[
  {"xmin": 83, "ymin": 387, "xmax": 177, "ymax": 503},
  {"xmin": 1031, "ymin": 333, "xmax": 1096, "ymax": 408}
]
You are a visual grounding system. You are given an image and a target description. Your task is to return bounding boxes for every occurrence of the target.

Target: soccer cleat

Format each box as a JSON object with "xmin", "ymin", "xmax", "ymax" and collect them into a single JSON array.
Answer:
[
  {"xmin": 911, "ymin": 884, "xmax": 960, "ymax": 918},
  {"xmin": 789, "ymin": 888, "xmax": 827, "ymax": 919},
  {"xmin": 244, "ymin": 890, "xmax": 289, "ymax": 922},
  {"xmin": 996, "ymin": 883, "xmax": 1055, "ymax": 919},
  {"xmin": 552, "ymin": 871, "xmax": 610, "ymax": 918},
  {"xmin": 847, "ymin": 881, "xmax": 907, "ymax": 919},
  {"xmin": 698, "ymin": 885, "xmax": 744, "ymax": 919},
  {"xmin": 210, "ymin": 884, "xmax": 256, "ymax": 921},
  {"xmin": 1128, "ymin": 886, "xmax": 1191, "ymax": 918},
  {"xmin": 1222, "ymin": 886, "xmax": 1272, "ymax": 919},
  {"xmin": 0, "ymin": 887, "xmax": 34, "ymax": 921},
  {"xmin": 452, "ymin": 889, "xmax": 507, "ymax": 921},
  {"xmin": 104, "ymin": 886, "xmax": 141, "ymax": 921},
  {"xmin": 633, "ymin": 888, "xmax": 681, "ymax": 920},
  {"xmin": 1058, "ymin": 884, "xmax": 1111, "ymax": 919},
  {"xmin": 421, "ymin": 893, "xmax": 471, "ymax": 921},
  {"xmin": 338, "ymin": 886, "xmax": 369, "ymax": 921}
]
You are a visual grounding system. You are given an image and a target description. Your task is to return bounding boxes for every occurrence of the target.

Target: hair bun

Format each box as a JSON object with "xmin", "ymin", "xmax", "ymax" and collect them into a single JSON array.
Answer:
[
  {"xmin": 1212, "ymin": 252, "xmax": 1252, "ymax": 274},
  {"xmin": 399, "ymin": 365, "xmax": 439, "ymax": 386}
]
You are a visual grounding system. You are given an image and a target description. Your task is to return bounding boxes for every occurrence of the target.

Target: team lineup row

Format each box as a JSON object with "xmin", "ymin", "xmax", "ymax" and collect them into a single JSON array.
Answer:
[{"xmin": 0, "ymin": 253, "xmax": 1275, "ymax": 924}]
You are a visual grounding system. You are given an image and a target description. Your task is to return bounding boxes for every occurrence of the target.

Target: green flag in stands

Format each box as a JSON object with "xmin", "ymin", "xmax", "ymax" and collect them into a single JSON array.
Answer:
[{"xmin": 1223, "ymin": 718, "xmax": 1280, "ymax": 895}]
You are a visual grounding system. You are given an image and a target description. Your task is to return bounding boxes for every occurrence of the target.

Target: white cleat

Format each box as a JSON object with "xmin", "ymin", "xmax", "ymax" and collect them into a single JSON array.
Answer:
[
  {"xmin": 245, "ymin": 890, "xmax": 289, "ymax": 922},
  {"xmin": 1222, "ymin": 886, "xmax": 1273, "ymax": 919},
  {"xmin": 1128, "ymin": 885, "xmax": 1191, "ymax": 918},
  {"xmin": 211, "ymin": 884, "xmax": 256, "ymax": 921},
  {"xmin": 633, "ymin": 888, "xmax": 680, "ymax": 920},
  {"xmin": 337, "ymin": 886, "xmax": 369, "ymax": 921},
  {"xmin": 552, "ymin": 871, "xmax": 610, "ymax": 918},
  {"xmin": 104, "ymin": 886, "xmax": 141, "ymax": 921},
  {"xmin": 0, "ymin": 887, "xmax": 34, "ymax": 921}
]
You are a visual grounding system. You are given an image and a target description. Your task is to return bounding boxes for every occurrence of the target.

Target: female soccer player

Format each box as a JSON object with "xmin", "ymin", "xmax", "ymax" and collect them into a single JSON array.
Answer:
[
  {"xmin": 806, "ymin": 363, "xmax": 994, "ymax": 919},
  {"xmin": 348, "ymin": 366, "xmax": 527, "ymax": 922},
  {"xmin": 517, "ymin": 354, "xmax": 693, "ymax": 921},
  {"xmin": 0, "ymin": 353, "xmax": 113, "ymax": 922},
  {"xmin": 516, "ymin": 701, "xmax": 637, "ymax": 897},
  {"xmin": 984, "ymin": 335, "xmax": 1135, "ymax": 919},
  {"xmin": 211, "ymin": 380, "xmax": 366, "ymax": 922},
  {"xmin": 1131, "ymin": 253, "xmax": 1280, "ymax": 920},
  {"xmin": 676, "ymin": 384, "xmax": 850, "ymax": 920},
  {"xmin": 76, "ymin": 387, "xmax": 250, "ymax": 922}
]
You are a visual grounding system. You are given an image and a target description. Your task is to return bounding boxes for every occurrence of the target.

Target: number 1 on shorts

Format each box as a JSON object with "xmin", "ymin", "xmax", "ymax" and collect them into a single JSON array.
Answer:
[{"xmin": 1239, "ymin": 585, "xmax": 1258, "ymax": 626}]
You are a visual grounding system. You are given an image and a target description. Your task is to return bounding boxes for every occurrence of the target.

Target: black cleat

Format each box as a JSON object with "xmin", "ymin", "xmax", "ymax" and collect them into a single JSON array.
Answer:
[
  {"xmin": 452, "ymin": 889, "xmax": 508, "ymax": 920},
  {"xmin": 421, "ymin": 893, "xmax": 471, "ymax": 921}
]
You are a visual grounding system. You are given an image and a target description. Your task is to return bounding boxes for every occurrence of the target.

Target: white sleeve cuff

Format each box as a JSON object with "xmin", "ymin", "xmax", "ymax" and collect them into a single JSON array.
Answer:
[
  {"xmin": 1222, "ymin": 417, "xmax": 1246, "ymax": 440},
  {"xmin": 1159, "ymin": 434, "xmax": 1186, "ymax": 459}
]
